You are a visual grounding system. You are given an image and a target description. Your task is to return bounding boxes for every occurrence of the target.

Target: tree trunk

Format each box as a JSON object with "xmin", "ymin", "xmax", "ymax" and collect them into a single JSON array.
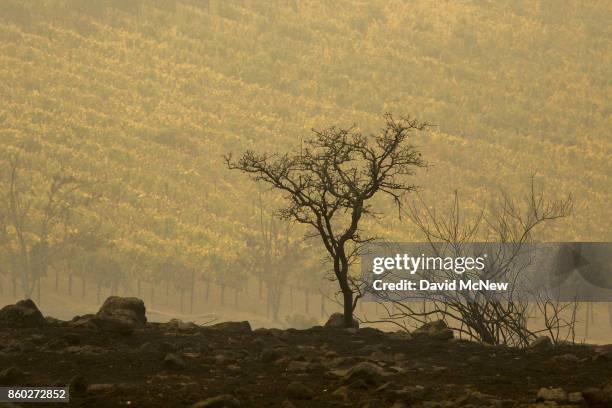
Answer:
[
  {"xmin": 68, "ymin": 274, "xmax": 72, "ymax": 296},
  {"xmin": 180, "ymin": 289, "xmax": 184, "ymax": 313},
  {"xmin": 137, "ymin": 280, "xmax": 141, "ymax": 298},
  {"xmin": 342, "ymin": 288, "xmax": 353, "ymax": 327},
  {"xmin": 81, "ymin": 278, "xmax": 86, "ymax": 300},
  {"xmin": 205, "ymin": 280, "xmax": 210, "ymax": 302},
  {"xmin": 220, "ymin": 285, "xmax": 225, "ymax": 306},
  {"xmin": 304, "ymin": 289, "xmax": 309, "ymax": 314},
  {"xmin": 234, "ymin": 288, "xmax": 239, "ymax": 310},
  {"xmin": 190, "ymin": 270, "xmax": 195, "ymax": 314},
  {"xmin": 320, "ymin": 293, "xmax": 325, "ymax": 317},
  {"xmin": 150, "ymin": 282, "xmax": 155, "ymax": 306},
  {"xmin": 289, "ymin": 286, "xmax": 293, "ymax": 311},
  {"xmin": 36, "ymin": 277, "xmax": 41, "ymax": 305}
]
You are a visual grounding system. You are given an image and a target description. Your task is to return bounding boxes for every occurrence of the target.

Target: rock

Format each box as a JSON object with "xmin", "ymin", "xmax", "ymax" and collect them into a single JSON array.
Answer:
[
  {"xmin": 550, "ymin": 353, "xmax": 580, "ymax": 364},
  {"xmin": 280, "ymin": 400, "xmax": 296, "ymax": 408},
  {"xmin": 349, "ymin": 379, "xmax": 369, "ymax": 390},
  {"xmin": 0, "ymin": 299, "xmax": 46, "ymax": 328},
  {"xmin": 413, "ymin": 320, "xmax": 453, "ymax": 340},
  {"xmin": 324, "ymin": 313, "xmax": 359, "ymax": 329},
  {"xmin": 567, "ymin": 392, "xmax": 583, "ymax": 403},
  {"xmin": 336, "ymin": 362, "xmax": 391, "ymax": 386},
  {"xmin": 260, "ymin": 348, "xmax": 283, "ymax": 363},
  {"xmin": 455, "ymin": 390, "xmax": 497, "ymax": 406},
  {"xmin": 64, "ymin": 345, "xmax": 107, "ymax": 355},
  {"xmin": 331, "ymin": 385, "xmax": 350, "ymax": 401},
  {"xmin": 166, "ymin": 318, "xmax": 199, "ymax": 331},
  {"xmin": 530, "ymin": 336, "xmax": 553, "ymax": 350},
  {"xmin": 139, "ymin": 342, "xmax": 158, "ymax": 353},
  {"xmin": 286, "ymin": 361, "xmax": 315, "ymax": 373},
  {"xmin": 69, "ymin": 375, "xmax": 88, "ymax": 394},
  {"xmin": 536, "ymin": 387, "xmax": 567, "ymax": 402},
  {"xmin": 88, "ymin": 315, "xmax": 135, "ymax": 334},
  {"xmin": 492, "ymin": 400, "xmax": 517, "ymax": 408},
  {"xmin": 163, "ymin": 353, "xmax": 186, "ymax": 370},
  {"xmin": 386, "ymin": 330, "xmax": 413, "ymax": 340},
  {"xmin": 369, "ymin": 350, "xmax": 395, "ymax": 364},
  {"xmin": 286, "ymin": 382, "xmax": 314, "ymax": 400},
  {"xmin": 192, "ymin": 394, "xmax": 241, "ymax": 407},
  {"xmin": 44, "ymin": 316, "xmax": 64, "ymax": 325},
  {"xmin": 0, "ymin": 367, "xmax": 26, "ymax": 386},
  {"xmin": 582, "ymin": 387, "xmax": 610, "ymax": 406},
  {"xmin": 209, "ymin": 321, "xmax": 252, "ymax": 333},
  {"xmin": 97, "ymin": 296, "xmax": 147, "ymax": 327},
  {"xmin": 87, "ymin": 383, "xmax": 115, "ymax": 393}
]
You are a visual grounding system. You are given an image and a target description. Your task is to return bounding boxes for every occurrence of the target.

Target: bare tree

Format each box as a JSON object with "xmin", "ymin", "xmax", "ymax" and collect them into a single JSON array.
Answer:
[
  {"xmin": 364, "ymin": 178, "xmax": 574, "ymax": 346},
  {"xmin": 226, "ymin": 114, "xmax": 428, "ymax": 327}
]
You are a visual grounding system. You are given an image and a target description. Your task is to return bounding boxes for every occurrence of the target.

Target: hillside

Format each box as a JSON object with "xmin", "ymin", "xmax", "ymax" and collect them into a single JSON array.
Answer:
[{"xmin": 0, "ymin": 0, "xmax": 610, "ymax": 299}]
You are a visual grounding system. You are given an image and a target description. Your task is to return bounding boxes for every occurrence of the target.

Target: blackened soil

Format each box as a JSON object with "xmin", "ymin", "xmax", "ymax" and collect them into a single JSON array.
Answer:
[{"xmin": 0, "ymin": 324, "xmax": 610, "ymax": 407}]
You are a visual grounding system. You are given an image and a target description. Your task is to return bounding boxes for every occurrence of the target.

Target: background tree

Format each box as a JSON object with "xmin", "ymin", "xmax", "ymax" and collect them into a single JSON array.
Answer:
[
  {"xmin": 0, "ymin": 154, "xmax": 98, "ymax": 298},
  {"xmin": 226, "ymin": 114, "xmax": 428, "ymax": 327}
]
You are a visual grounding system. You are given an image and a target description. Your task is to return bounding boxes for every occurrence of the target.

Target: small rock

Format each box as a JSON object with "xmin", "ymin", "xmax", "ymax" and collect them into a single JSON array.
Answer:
[
  {"xmin": 163, "ymin": 353, "xmax": 186, "ymax": 370},
  {"xmin": 0, "ymin": 367, "xmax": 26, "ymax": 386},
  {"xmin": 331, "ymin": 385, "xmax": 350, "ymax": 401},
  {"xmin": 339, "ymin": 362, "xmax": 390, "ymax": 386},
  {"xmin": 192, "ymin": 394, "xmax": 240, "ymax": 407},
  {"xmin": 139, "ymin": 342, "xmax": 158, "ymax": 353},
  {"xmin": 280, "ymin": 400, "xmax": 296, "ymax": 408},
  {"xmin": 550, "ymin": 353, "xmax": 580, "ymax": 364},
  {"xmin": 349, "ymin": 379, "xmax": 369, "ymax": 390},
  {"xmin": 413, "ymin": 320, "xmax": 453, "ymax": 340},
  {"xmin": 260, "ymin": 348, "xmax": 283, "ymax": 363},
  {"xmin": 69, "ymin": 375, "xmax": 88, "ymax": 394},
  {"xmin": 209, "ymin": 321, "xmax": 252, "ymax": 333},
  {"xmin": 536, "ymin": 387, "xmax": 567, "ymax": 402},
  {"xmin": 567, "ymin": 392, "xmax": 583, "ymax": 403},
  {"xmin": 324, "ymin": 313, "xmax": 359, "ymax": 329},
  {"xmin": 286, "ymin": 381, "xmax": 314, "ymax": 400},
  {"xmin": 166, "ymin": 318, "xmax": 199, "ymax": 331},
  {"xmin": 87, "ymin": 383, "xmax": 115, "ymax": 393},
  {"xmin": 286, "ymin": 361, "xmax": 312, "ymax": 373},
  {"xmin": 530, "ymin": 336, "xmax": 553, "ymax": 350},
  {"xmin": 386, "ymin": 331, "xmax": 413, "ymax": 340},
  {"xmin": 88, "ymin": 315, "xmax": 136, "ymax": 334}
]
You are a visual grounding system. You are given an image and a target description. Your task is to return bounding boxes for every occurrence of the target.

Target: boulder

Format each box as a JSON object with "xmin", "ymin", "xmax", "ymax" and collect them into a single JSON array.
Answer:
[
  {"xmin": 0, "ymin": 299, "xmax": 46, "ymax": 328},
  {"xmin": 413, "ymin": 320, "xmax": 453, "ymax": 340},
  {"xmin": 97, "ymin": 296, "xmax": 146, "ymax": 327},
  {"xmin": 324, "ymin": 313, "xmax": 359, "ymax": 329}
]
